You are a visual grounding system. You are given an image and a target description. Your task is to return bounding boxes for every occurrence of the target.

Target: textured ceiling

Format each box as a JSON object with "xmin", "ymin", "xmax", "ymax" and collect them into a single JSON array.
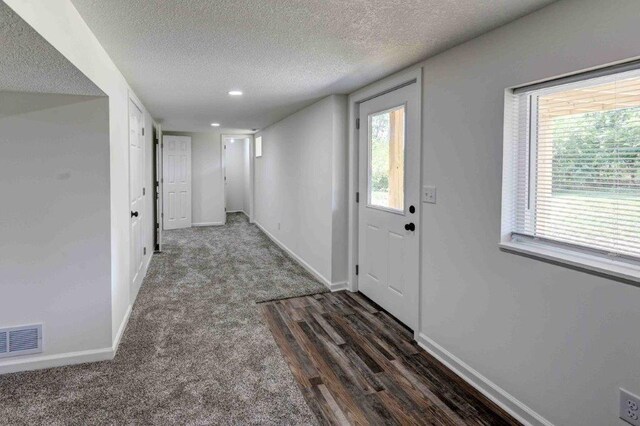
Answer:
[
  {"xmin": 0, "ymin": 2, "xmax": 103, "ymax": 96},
  {"xmin": 70, "ymin": 0, "xmax": 556, "ymax": 132}
]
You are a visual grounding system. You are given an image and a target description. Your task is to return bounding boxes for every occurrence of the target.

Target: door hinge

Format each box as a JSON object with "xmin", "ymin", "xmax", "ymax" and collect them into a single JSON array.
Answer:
[
  {"xmin": 142, "ymin": 128, "xmax": 145, "ymax": 136},
  {"xmin": 356, "ymin": 192, "xmax": 359, "ymax": 203},
  {"xmin": 355, "ymin": 265, "xmax": 359, "ymax": 276},
  {"xmin": 156, "ymin": 223, "xmax": 159, "ymax": 229},
  {"xmin": 143, "ymin": 187, "xmax": 146, "ymax": 196},
  {"xmin": 143, "ymin": 247, "xmax": 147, "ymax": 255},
  {"xmin": 356, "ymin": 118, "xmax": 360, "ymax": 130}
]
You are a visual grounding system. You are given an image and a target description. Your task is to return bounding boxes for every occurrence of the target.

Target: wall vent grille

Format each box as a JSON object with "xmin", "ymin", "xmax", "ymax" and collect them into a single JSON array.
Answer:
[
  {"xmin": 0, "ymin": 332, "xmax": 7, "ymax": 354},
  {"xmin": 0, "ymin": 325, "xmax": 42, "ymax": 359}
]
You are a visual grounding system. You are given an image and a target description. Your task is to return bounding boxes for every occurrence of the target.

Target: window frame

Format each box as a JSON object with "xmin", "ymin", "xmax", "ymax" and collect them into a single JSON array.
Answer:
[
  {"xmin": 500, "ymin": 61, "xmax": 640, "ymax": 283},
  {"xmin": 366, "ymin": 103, "xmax": 408, "ymax": 215},
  {"xmin": 255, "ymin": 136, "xmax": 262, "ymax": 158}
]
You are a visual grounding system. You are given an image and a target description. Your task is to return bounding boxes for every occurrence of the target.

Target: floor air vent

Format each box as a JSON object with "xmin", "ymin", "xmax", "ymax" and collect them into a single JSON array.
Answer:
[{"xmin": 0, "ymin": 325, "xmax": 42, "ymax": 359}]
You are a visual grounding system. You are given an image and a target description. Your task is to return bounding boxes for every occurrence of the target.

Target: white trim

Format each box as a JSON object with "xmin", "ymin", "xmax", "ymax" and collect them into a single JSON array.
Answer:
[
  {"xmin": 0, "ymin": 346, "xmax": 113, "ymax": 375},
  {"xmin": 192, "ymin": 222, "xmax": 225, "ymax": 227},
  {"xmin": 255, "ymin": 221, "xmax": 343, "ymax": 291},
  {"xmin": 111, "ymin": 304, "xmax": 133, "ymax": 354},
  {"xmin": 416, "ymin": 333, "xmax": 554, "ymax": 426},
  {"xmin": 329, "ymin": 281, "xmax": 349, "ymax": 291},
  {"xmin": 226, "ymin": 210, "xmax": 248, "ymax": 215},
  {"xmin": 500, "ymin": 240, "xmax": 640, "ymax": 284}
]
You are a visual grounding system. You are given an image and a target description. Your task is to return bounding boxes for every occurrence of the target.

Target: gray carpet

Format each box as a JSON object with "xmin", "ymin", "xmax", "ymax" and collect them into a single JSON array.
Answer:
[{"xmin": 0, "ymin": 213, "xmax": 327, "ymax": 425}]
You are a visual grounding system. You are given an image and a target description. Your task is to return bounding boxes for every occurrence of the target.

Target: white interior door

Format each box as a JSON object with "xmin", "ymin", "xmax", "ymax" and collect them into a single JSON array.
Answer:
[
  {"xmin": 163, "ymin": 135, "xmax": 192, "ymax": 230},
  {"xmin": 129, "ymin": 100, "xmax": 144, "ymax": 289},
  {"xmin": 358, "ymin": 83, "xmax": 420, "ymax": 330}
]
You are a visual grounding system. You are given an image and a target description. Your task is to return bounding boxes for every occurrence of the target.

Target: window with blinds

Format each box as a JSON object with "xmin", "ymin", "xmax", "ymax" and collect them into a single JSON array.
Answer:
[{"xmin": 505, "ymin": 67, "xmax": 640, "ymax": 261}]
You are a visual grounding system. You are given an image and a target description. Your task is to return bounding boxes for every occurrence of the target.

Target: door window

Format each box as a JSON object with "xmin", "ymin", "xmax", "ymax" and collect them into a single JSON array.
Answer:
[{"xmin": 368, "ymin": 105, "xmax": 405, "ymax": 211}]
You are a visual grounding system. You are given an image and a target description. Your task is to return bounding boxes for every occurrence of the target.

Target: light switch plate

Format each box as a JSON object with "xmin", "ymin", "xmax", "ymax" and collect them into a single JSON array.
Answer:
[
  {"xmin": 621, "ymin": 388, "xmax": 640, "ymax": 426},
  {"xmin": 423, "ymin": 185, "xmax": 437, "ymax": 204}
]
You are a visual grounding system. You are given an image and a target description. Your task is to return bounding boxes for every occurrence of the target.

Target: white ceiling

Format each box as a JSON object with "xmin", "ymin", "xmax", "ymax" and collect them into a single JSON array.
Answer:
[
  {"xmin": 70, "ymin": 0, "xmax": 556, "ymax": 132},
  {"xmin": 0, "ymin": 2, "xmax": 103, "ymax": 97}
]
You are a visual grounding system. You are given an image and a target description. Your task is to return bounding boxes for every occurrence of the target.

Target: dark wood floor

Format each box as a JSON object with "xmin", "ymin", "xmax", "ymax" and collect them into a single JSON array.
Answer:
[{"xmin": 261, "ymin": 291, "xmax": 521, "ymax": 426}]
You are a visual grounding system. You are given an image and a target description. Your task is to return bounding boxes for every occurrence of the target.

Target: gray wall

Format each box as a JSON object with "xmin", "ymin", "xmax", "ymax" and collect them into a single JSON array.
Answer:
[
  {"xmin": 357, "ymin": 0, "xmax": 640, "ymax": 424},
  {"xmin": 255, "ymin": 95, "xmax": 348, "ymax": 286},
  {"xmin": 0, "ymin": 92, "xmax": 112, "ymax": 358}
]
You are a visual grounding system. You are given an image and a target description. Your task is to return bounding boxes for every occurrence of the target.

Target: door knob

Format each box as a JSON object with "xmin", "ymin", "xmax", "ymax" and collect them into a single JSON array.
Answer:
[
  {"xmin": 404, "ymin": 222, "xmax": 415, "ymax": 231},
  {"xmin": 131, "ymin": 211, "xmax": 139, "ymax": 218}
]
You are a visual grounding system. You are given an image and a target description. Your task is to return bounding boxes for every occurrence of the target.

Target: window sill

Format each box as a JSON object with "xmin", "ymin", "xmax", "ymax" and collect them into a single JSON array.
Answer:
[{"xmin": 499, "ymin": 240, "xmax": 640, "ymax": 284}]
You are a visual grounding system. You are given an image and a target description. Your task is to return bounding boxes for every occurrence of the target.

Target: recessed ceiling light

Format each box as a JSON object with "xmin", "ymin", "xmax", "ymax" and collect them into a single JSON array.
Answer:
[
  {"xmin": 228, "ymin": 90, "xmax": 243, "ymax": 96},
  {"xmin": 211, "ymin": 123, "xmax": 220, "ymax": 127}
]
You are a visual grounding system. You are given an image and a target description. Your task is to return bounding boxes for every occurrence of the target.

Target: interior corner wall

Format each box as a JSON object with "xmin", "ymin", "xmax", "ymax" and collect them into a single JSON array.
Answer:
[
  {"xmin": 163, "ymin": 131, "xmax": 253, "ymax": 226},
  {"xmin": 4, "ymin": 0, "xmax": 156, "ymax": 359},
  {"xmin": 0, "ymin": 93, "xmax": 112, "ymax": 370},
  {"xmin": 350, "ymin": 0, "xmax": 640, "ymax": 424},
  {"xmin": 254, "ymin": 95, "xmax": 348, "ymax": 286},
  {"xmin": 331, "ymin": 95, "xmax": 349, "ymax": 284}
]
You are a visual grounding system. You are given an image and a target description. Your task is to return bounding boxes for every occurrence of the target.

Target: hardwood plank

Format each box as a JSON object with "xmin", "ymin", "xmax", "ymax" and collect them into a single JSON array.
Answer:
[
  {"xmin": 262, "ymin": 291, "xmax": 522, "ymax": 426},
  {"xmin": 272, "ymin": 301, "xmax": 371, "ymax": 425},
  {"xmin": 261, "ymin": 304, "xmax": 319, "ymax": 387}
]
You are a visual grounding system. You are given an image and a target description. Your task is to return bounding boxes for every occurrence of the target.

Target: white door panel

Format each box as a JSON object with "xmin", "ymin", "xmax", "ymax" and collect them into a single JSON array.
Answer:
[
  {"xmin": 358, "ymin": 83, "xmax": 420, "ymax": 330},
  {"xmin": 129, "ymin": 100, "xmax": 144, "ymax": 291},
  {"xmin": 163, "ymin": 135, "xmax": 191, "ymax": 230}
]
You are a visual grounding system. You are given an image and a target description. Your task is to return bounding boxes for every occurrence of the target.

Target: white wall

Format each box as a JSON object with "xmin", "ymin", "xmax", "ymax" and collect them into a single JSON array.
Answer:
[
  {"xmin": 255, "ymin": 95, "xmax": 348, "ymax": 287},
  {"xmin": 0, "ymin": 93, "xmax": 111, "ymax": 365},
  {"xmin": 3, "ymin": 0, "xmax": 156, "ymax": 370},
  {"xmin": 351, "ymin": 0, "xmax": 640, "ymax": 424},
  {"xmin": 224, "ymin": 138, "xmax": 248, "ymax": 213}
]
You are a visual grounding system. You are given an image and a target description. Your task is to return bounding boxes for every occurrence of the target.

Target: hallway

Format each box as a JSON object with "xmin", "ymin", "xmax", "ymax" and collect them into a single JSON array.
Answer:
[{"xmin": 0, "ymin": 213, "xmax": 324, "ymax": 424}]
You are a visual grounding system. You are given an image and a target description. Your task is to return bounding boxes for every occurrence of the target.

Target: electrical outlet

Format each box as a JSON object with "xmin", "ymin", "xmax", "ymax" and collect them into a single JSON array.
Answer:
[
  {"xmin": 423, "ymin": 185, "xmax": 437, "ymax": 204},
  {"xmin": 621, "ymin": 388, "xmax": 640, "ymax": 426}
]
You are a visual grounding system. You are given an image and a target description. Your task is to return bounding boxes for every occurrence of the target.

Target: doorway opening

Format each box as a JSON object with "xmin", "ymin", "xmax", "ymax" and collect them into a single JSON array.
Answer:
[
  {"xmin": 222, "ymin": 134, "xmax": 254, "ymax": 223},
  {"xmin": 348, "ymin": 69, "xmax": 423, "ymax": 332}
]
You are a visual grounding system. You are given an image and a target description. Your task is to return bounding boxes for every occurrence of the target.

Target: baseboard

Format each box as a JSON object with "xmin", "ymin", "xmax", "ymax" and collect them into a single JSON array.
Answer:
[
  {"xmin": 416, "ymin": 333, "xmax": 553, "ymax": 426},
  {"xmin": 0, "ymin": 346, "xmax": 113, "ymax": 375},
  {"xmin": 131, "ymin": 251, "xmax": 153, "ymax": 301},
  {"xmin": 255, "ymin": 221, "xmax": 345, "ymax": 292},
  {"xmin": 192, "ymin": 222, "xmax": 225, "ymax": 227},
  {"xmin": 329, "ymin": 281, "xmax": 349, "ymax": 291},
  {"xmin": 112, "ymin": 304, "xmax": 133, "ymax": 354}
]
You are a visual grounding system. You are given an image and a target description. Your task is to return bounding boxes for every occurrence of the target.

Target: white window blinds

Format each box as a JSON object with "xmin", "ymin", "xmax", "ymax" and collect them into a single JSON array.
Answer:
[{"xmin": 507, "ymin": 69, "xmax": 640, "ymax": 260}]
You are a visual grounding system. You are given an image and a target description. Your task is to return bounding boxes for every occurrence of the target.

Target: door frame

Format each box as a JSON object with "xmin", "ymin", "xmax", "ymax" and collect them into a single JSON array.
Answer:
[
  {"xmin": 153, "ymin": 123, "xmax": 162, "ymax": 252},
  {"xmin": 221, "ymin": 134, "xmax": 255, "ymax": 223},
  {"xmin": 347, "ymin": 67, "xmax": 423, "ymax": 329}
]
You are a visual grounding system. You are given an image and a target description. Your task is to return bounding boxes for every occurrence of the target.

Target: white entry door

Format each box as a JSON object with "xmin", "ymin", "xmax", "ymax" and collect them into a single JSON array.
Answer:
[
  {"xmin": 163, "ymin": 135, "xmax": 192, "ymax": 230},
  {"xmin": 129, "ymin": 100, "xmax": 145, "ymax": 289},
  {"xmin": 358, "ymin": 83, "xmax": 420, "ymax": 330}
]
